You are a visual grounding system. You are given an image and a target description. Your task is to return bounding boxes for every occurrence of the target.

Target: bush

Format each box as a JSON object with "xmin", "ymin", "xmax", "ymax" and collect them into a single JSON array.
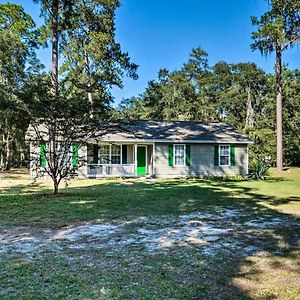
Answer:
[{"xmin": 249, "ymin": 159, "xmax": 271, "ymax": 180}]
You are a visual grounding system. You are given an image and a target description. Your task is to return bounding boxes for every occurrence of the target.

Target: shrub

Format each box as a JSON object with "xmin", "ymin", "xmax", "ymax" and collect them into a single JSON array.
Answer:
[{"xmin": 249, "ymin": 159, "xmax": 271, "ymax": 180}]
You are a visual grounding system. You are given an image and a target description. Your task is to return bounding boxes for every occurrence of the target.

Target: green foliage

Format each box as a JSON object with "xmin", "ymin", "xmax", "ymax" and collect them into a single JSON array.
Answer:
[
  {"xmin": 0, "ymin": 1, "xmax": 138, "ymax": 173},
  {"xmin": 0, "ymin": 4, "xmax": 40, "ymax": 170},
  {"xmin": 117, "ymin": 46, "xmax": 300, "ymax": 167},
  {"xmin": 1, "ymin": 171, "xmax": 300, "ymax": 299},
  {"xmin": 0, "ymin": 1, "xmax": 299, "ymax": 172},
  {"xmin": 251, "ymin": 0, "xmax": 300, "ymax": 55},
  {"xmin": 251, "ymin": 0, "xmax": 300, "ymax": 170},
  {"xmin": 282, "ymin": 69, "xmax": 300, "ymax": 166},
  {"xmin": 249, "ymin": 159, "xmax": 271, "ymax": 180},
  {"xmin": 59, "ymin": 0, "xmax": 138, "ymax": 115}
]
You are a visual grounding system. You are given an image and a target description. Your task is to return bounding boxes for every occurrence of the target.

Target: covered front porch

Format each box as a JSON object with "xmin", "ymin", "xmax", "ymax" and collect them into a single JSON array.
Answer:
[{"xmin": 86, "ymin": 143, "xmax": 155, "ymax": 178}]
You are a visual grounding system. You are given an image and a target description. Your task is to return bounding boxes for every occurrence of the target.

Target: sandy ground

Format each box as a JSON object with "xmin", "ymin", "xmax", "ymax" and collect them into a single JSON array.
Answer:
[{"xmin": 1, "ymin": 207, "xmax": 297, "ymax": 262}]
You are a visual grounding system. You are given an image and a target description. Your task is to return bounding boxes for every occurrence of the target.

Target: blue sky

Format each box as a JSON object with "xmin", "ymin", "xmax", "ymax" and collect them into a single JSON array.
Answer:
[{"xmin": 2, "ymin": 0, "xmax": 300, "ymax": 105}]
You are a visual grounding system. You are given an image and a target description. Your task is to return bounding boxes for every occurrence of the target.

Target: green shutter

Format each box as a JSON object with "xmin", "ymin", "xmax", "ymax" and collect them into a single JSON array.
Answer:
[
  {"xmin": 230, "ymin": 145, "xmax": 236, "ymax": 166},
  {"xmin": 168, "ymin": 145, "xmax": 173, "ymax": 166},
  {"xmin": 186, "ymin": 145, "xmax": 191, "ymax": 166},
  {"xmin": 72, "ymin": 143, "xmax": 79, "ymax": 167},
  {"xmin": 214, "ymin": 145, "xmax": 219, "ymax": 166},
  {"xmin": 40, "ymin": 144, "xmax": 47, "ymax": 167}
]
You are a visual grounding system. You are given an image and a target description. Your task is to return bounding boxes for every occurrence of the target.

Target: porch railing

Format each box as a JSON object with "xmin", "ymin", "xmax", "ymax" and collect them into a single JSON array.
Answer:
[{"xmin": 87, "ymin": 164, "xmax": 135, "ymax": 177}]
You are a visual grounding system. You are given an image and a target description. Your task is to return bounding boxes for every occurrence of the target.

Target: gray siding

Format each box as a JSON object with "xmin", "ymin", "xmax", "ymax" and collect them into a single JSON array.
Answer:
[
  {"xmin": 77, "ymin": 145, "xmax": 87, "ymax": 178},
  {"xmin": 147, "ymin": 144, "xmax": 153, "ymax": 175},
  {"xmin": 30, "ymin": 141, "xmax": 249, "ymax": 179},
  {"xmin": 154, "ymin": 143, "xmax": 248, "ymax": 177}
]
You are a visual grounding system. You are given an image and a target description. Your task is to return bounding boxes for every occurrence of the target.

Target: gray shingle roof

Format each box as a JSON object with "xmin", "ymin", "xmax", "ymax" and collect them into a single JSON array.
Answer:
[
  {"xmin": 98, "ymin": 120, "xmax": 252, "ymax": 144},
  {"xmin": 26, "ymin": 120, "xmax": 252, "ymax": 144}
]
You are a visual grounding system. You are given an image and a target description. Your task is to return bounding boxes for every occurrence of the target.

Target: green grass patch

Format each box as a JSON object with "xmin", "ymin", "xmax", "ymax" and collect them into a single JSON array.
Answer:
[{"xmin": 0, "ymin": 168, "xmax": 299, "ymax": 299}]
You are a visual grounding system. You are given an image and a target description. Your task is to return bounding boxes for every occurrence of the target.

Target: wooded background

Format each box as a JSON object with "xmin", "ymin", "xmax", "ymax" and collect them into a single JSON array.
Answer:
[{"xmin": 0, "ymin": 0, "xmax": 299, "ymax": 172}]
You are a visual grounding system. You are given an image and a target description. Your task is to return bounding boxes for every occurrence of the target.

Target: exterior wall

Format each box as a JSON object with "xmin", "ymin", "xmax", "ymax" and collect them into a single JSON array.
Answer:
[
  {"xmin": 29, "ymin": 142, "xmax": 88, "ymax": 179},
  {"xmin": 154, "ymin": 143, "xmax": 248, "ymax": 177},
  {"xmin": 29, "ymin": 142, "xmax": 40, "ymax": 178},
  {"xmin": 147, "ymin": 145, "xmax": 153, "ymax": 175},
  {"xmin": 77, "ymin": 145, "xmax": 87, "ymax": 178},
  {"xmin": 29, "ymin": 141, "xmax": 249, "ymax": 179}
]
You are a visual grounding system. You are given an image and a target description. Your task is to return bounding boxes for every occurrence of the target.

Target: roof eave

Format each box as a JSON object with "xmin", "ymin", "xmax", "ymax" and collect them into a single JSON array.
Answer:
[{"xmin": 88, "ymin": 138, "xmax": 253, "ymax": 144}]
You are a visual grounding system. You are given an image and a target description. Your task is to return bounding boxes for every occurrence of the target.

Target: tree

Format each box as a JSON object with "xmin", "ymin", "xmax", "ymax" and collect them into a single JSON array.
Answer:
[
  {"xmin": 282, "ymin": 68, "xmax": 300, "ymax": 166},
  {"xmin": 117, "ymin": 48, "xmax": 292, "ymax": 167},
  {"xmin": 26, "ymin": 0, "xmax": 138, "ymax": 193},
  {"xmin": 251, "ymin": 0, "xmax": 300, "ymax": 171},
  {"xmin": 34, "ymin": 0, "xmax": 75, "ymax": 97},
  {"xmin": 22, "ymin": 73, "xmax": 117, "ymax": 194},
  {"xmin": 121, "ymin": 49, "xmax": 216, "ymax": 122},
  {"xmin": 60, "ymin": 0, "xmax": 138, "ymax": 117},
  {"xmin": 25, "ymin": 88, "xmax": 100, "ymax": 194},
  {"xmin": 29, "ymin": 1, "xmax": 73, "ymax": 192},
  {"xmin": 212, "ymin": 62, "xmax": 269, "ymax": 130},
  {"xmin": 0, "ymin": 4, "xmax": 40, "ymax": 170}
]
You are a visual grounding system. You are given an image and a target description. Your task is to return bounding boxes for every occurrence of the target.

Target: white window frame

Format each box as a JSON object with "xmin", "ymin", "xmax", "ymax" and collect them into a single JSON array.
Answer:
[
  {"xmin": 98, "ymin": 144, "xmax": 122, "ymax": 166},
  {"xmin": 174, "ymin": 144, "xmax": 186, "ymax": 166},
  {"xmin": 219, "ymin": 145, "xmax": 230, "ymax": 166},
  {"xmin": 110, "ymin": 144, "xmax": 122, "ymax": 165},
  {"xmin": 99, "ymin": 144, "xmax": 110, "ymax": 165}
]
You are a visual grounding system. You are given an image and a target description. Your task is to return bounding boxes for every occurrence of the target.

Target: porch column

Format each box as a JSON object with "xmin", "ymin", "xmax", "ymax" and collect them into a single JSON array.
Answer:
[
  {"xmin": 134, "ymin": 143, "xmax": 138, "ymax": 175},
  {"xmin": 85, "ymin": 144, "xmax": 88, "ymax": 177}
]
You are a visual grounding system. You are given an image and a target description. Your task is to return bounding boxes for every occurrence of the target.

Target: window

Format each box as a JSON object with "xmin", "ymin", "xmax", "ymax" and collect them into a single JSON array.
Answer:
[
  {"xmin": 54, "ymin": 143, "xmax": 71, "ymax": 166},
  {"xmin": 111, "ymin": 144, "xmax": 121, "ymax": 164},
  {"xmin": 97, "ymin": 144, "xmax": 121, "ymax": 165},
  {"xmin": 99, "ymin": 145, "xmax": 110, "ymax": 164},
  {"xmin": 174, "ymin": 144, "xmax": 185, "ymax": 166},
  {"xmin": 219, "ymin": 145, "xmax": 230, "ymax": 166}
]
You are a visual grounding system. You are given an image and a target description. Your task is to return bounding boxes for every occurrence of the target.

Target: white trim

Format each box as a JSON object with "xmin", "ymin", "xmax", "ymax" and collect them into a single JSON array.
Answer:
[
  {"xmin": 85, "ymin": 145, "xmax": 88, "ymax": 176},
  {"xmin": 246, "ymin": 145, "xmax": 249, "ymax": 175},
  {"xmin": 219, "ymin": 145, "xmax": 230, "ymax": 167},
  {"xmin": 153, "ymin": 142, "xmax": 156, "ymax": 176},
  {"xmin": 97, "ymin": 144, "xmax": 121, "ymax": 165},
  {"xmin": 134, "ymin": 144, "xmax": 137, "ymax": 174},
  {"xmin": 174, "ymin": 144, "xmax": 186, "ymax": 166},
  {"xmin": 145, "ymin": 145, "xmax": 148, "ymax": 175},
  {"xmin": 120, "ymin": 144, "xmax": 123, "ymax": 166},
  {"xmin": 132, "ymin": 145, "xmax": 135, "ymax": 164},
  {"xmin": 88, "ymin": 139, "xmax": 253, "ymax": 144}
]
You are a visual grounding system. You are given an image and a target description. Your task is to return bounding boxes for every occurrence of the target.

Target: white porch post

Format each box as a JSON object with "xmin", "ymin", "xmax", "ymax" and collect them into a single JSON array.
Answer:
[
  {"xmin": 85, "ymin": 144, "xmax": 88, "ymax": 177},
  {"xmin": 246, "ymin": 145, "xmax": 249, "ymax": 176},
  {"xmin": 152, "ymin": 142, "xmax": 156, "ymax": 177},
  {"xmin": 134, "ymin": 143, "xmax": 138, "ymax": 175}
]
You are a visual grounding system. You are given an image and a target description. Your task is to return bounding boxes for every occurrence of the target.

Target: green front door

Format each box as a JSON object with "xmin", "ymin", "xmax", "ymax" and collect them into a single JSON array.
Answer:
[{"xmin": 137, "ymin": 146, "xmax": 146, "ymax": 176}]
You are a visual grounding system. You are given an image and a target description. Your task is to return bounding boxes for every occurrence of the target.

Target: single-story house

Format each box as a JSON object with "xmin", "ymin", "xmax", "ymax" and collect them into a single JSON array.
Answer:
[{"xmin": 26, "ymin": 120, "xmax": 252, "ymax": 178}]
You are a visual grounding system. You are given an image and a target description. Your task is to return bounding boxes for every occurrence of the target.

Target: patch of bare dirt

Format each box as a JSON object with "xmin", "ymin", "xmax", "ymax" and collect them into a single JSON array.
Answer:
[{"xmin": 1, "ymin": 208, "xmax": 298, "ymax": 262}]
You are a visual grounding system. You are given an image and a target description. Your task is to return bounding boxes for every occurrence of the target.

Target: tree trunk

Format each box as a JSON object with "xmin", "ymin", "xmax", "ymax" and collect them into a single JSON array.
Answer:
[
  {"xmin": 245, "ymin": 85, "xmax": 254, "ymax": 128},
  {"xmin": 4, "ymin": 135, "xmax": 12, "ymax": 171},
  {"xmin": 84, "ymin": 47, "xmax": 94, "ymax": 117},
  {"xmin": 1, "ymin": 119, "xmax": 12, "ymax": 171},
  {"xmin": 275, "ymin": 43, "xmax": 283, "ymax": 171},
  {"xmin": 0, "ymin": 146, "xmax": 3, "ymax": 170},
  {"xmin": 51, "ymin": 0, "xmax": 59, "ymax": 98},
  {"xmin": 53, "ymin": 179, "xmax": 59, "ymax": 195},
  {"xmin": 0, "ymin": 134, "xmax": 5, "ymax": 171},
  {"xmin": 50, "ymin": 0, "xmax": 59, "ymax": 192}
]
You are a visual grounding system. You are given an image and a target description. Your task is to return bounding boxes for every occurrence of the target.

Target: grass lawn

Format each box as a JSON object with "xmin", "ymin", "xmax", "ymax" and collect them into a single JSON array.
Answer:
[{"xmin": 0, "ymin": 169, "xmax": 299, "ymax": 299}]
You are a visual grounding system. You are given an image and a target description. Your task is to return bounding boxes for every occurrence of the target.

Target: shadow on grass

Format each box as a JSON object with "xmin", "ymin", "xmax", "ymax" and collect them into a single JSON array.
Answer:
[{"xmin": 0, "ymin": 178, "xmax": 299, "ymax": 299}]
